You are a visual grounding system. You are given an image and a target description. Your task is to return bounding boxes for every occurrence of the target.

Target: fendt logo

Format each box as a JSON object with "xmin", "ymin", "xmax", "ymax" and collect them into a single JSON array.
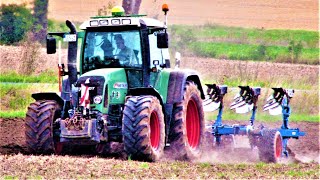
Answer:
[{"xmin": 113, "ymin": 82, "xmax": 128, "ymax": 89}]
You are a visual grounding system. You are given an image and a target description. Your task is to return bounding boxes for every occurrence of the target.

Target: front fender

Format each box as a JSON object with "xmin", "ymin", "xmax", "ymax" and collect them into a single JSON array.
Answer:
[
  {"xmin": 32, "ymin": 92, "xmax": 64, "ymax": 107},
  {"xmin": 167, "ymin": 71, "xmax": 205, "ymax": 104},
  {"xmin": 128, "ymin": 87, "xmax": 164, "ymax": 107}
]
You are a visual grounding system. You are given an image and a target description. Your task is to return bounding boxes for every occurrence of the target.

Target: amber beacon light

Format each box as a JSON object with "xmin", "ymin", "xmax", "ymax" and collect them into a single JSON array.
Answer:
[
  {"xmin": 162, "ymin": 4, "xmax": 169, "ymax": 26},
  {"xmin": 162, "ymin": 3, "xmax": 169, "ymax": 14}
]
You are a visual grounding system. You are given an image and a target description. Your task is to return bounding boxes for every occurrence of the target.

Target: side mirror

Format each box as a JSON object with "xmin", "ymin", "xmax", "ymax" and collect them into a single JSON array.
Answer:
[
  {"xmin": 157, "ymin": 32, "xmax": 168, "ymax": 48},
  {"xmin": 47, "ymin": 36, "xmax": 56, "ymax": 54}
]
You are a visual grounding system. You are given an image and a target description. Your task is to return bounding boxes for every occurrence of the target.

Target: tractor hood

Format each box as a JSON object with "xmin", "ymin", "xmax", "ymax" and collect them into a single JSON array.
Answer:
[
  {"xmin": 75, "ymin": 68, "xmax": 128, "ymax": 113},
  {"xmin": 80, "ymin": 68, "xmax": 127, "ymax": 81}
]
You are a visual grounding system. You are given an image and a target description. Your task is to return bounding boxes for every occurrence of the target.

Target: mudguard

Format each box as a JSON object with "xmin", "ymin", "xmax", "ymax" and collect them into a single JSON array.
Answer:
[
  {"xmin": 166, "ymin": 70, "xmax": 205, "ymax": 104},
  {"xmin": 32, "ymin": 92, "xmax": 64, "ymax": 107},
  {"xmin": 128, "ymin": 87, "xmax": 164, "ymax": 109}
]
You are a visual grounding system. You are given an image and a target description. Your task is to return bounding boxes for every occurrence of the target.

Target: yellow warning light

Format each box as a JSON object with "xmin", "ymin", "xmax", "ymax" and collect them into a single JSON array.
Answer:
[{"xmin": 111, "ymin": 6, "xmax": 125, "ymax": 16}]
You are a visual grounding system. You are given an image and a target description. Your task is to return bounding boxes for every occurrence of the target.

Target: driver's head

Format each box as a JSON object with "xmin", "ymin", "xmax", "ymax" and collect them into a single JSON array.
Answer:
[
  {"xmin": 101, "ymin": 39, "xmax": 114, "ymax": 52},
  {"xmin": 115, "ymin": 34, "xmax": 125, "ymax": 49}
]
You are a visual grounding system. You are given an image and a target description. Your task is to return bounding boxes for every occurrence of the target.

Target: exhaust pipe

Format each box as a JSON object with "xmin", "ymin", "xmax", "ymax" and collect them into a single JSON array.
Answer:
[{"xmin": 66, "ymin": 20, "xmax": 78, "ymax": 88}]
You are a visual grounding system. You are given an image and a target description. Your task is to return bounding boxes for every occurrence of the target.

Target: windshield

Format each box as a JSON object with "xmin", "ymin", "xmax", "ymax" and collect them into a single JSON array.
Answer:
[{"xmin": 83, "ymin": 30, "xmax": 142, "ymax": 72}]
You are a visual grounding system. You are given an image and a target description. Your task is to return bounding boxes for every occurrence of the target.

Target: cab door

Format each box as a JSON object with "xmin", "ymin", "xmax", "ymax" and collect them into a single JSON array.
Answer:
[{"xmin": 148, "ymin": 31, "xmax": 170, "ymax": 87}]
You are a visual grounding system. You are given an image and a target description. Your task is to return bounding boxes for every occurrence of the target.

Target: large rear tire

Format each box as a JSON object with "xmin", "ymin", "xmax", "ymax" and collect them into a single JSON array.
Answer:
[
  {"xmin": 25, "ymin": 100, "xmax": 62, "ymax": 154},
  {"xmin": 169, "ymin": 81, "xmax": 205, "ymax": 160},
  {"xmin": 258, "ymin": 129, "xmax": 283, "ymax": 163},
  {"xmin": 122, "ymin": 96, "xmax": 165, "ymax": 161}
]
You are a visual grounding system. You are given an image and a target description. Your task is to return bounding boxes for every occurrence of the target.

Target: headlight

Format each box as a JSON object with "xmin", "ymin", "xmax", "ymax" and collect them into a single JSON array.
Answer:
[
  {"xmin": 90, "ymin": 20, "xmax": 99, "ymax": 26},
  {"xmin": 93, "ymin": 95, "xmax": 102, "ymax": 104}
]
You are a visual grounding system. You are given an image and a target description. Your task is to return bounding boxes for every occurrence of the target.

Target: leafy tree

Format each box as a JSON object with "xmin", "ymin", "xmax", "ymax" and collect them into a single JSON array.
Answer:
[
  {"xmin": 0, "ymin": 4, "xmax": 34, "ymax": 45},
  {"xmin": 33, "ymin": 0, "xmax": 48, "ymax": 44}
]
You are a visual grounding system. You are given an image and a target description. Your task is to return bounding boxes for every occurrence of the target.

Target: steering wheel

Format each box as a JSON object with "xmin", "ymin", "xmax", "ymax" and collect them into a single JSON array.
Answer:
[
  {"xmin": 114, "ymin": 53, "xmax": 134, "ymax": 66},
  {"xmin": 104, "ymin": 56, "xmax": 120, "ymax": 66},
  {"xmin": 90, "ymin": 56, "xmax": 121, "ymax": 67}
]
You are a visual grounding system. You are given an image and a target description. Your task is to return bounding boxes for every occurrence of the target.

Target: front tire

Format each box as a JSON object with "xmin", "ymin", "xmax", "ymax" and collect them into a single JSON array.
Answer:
[
  {"xmin": 122, "ymin": 96, "xmax": 165, "ymax": 161},
  {"xmin": 169, "ymin": 81, "xmax": 205, "ymax": 160},
  {"xmin": 25, "ymin": 100, "xmax": 62, "ymax": 154}
]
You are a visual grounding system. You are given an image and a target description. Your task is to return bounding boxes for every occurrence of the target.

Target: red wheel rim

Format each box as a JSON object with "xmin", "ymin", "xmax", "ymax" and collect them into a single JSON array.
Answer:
[
  {"xmin": 150, "ymin": 111, "xmax": 160, "ymax": 149},
  {"xmin": 275, "ymin": 133, "xmax": 282, "ymax": 159},
  {"xmin": 186, "ymin": 99, "xmax": 200, "ymax": 148}
]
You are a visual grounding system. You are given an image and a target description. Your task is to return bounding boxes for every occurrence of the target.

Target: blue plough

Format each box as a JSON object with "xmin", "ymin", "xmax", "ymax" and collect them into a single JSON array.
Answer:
[{"xmin": 203, "ymin": 84, "xmax": 305, "ymax": 163}]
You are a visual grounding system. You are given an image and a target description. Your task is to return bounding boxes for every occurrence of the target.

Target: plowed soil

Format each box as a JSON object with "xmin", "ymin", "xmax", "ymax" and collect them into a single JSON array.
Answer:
[
  {"xmin": 0, "ymin": 118, "xmax": 318, "ymax": 163},
  {"xmin": 0, "ymin": 0, "xmax": 319, "ymax": 178}
]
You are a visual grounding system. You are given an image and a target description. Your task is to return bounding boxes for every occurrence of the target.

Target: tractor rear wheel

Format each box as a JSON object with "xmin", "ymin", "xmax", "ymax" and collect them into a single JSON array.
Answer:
[
  {"xmin": 25, "ymin": 100, "xmax": 62, "ymax": 154},
  {"xmin": 122, "ymin": 96, "xmax": 165, "ymax": 161},
  {"xmin": 258, "ymin": 129, "xmax": 283, "ymax": 163},
  {"xmin": 169, "ymin": 81, "xmax": 205, "ymax": 160}
]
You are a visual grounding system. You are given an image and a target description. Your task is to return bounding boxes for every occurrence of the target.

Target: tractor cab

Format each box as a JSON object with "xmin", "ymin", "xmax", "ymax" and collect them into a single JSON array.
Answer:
[{"xmin": 79, "ymin": 6, "xmax": 170, "ymax": 88}]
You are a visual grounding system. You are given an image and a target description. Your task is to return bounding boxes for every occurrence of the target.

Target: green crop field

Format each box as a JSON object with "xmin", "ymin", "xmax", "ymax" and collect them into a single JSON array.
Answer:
[{"xmin": 170, "ymin": 24, "xmax": 319, "ymax": 65}]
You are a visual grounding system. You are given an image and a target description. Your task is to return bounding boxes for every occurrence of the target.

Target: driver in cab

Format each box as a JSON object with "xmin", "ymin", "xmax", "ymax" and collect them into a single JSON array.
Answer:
[
  {"xmin": 114, "ymin": 34, "xmax": 136, "ymax": 66},
  {"xmin": 94, "ymin": 38, "xmax": 120, "ymax": 67},
  {"xmin": 100, "ymin": 39, "xmax": 114, "ymax": 58}
]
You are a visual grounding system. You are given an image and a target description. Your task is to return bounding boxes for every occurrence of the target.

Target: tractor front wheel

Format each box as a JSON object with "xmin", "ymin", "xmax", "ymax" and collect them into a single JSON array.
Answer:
[
  {"xmin": 169, "ymin": 81, "xmax": 205, "ymax": 160},
  {"xmin": 122, "ymin": 96, "xmax": 165, "ymax": 161},
  {"xmin": 25, "ymin": 100, "xmax": 62, "ymax": 154},
  {"xmin": 258, "ymin": 129, "xmax": 283, "ymax": 163}
]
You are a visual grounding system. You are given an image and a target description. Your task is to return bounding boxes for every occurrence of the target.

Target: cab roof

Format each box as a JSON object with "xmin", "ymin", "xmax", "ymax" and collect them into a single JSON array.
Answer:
[{"xmin": 79, "ymin": 17, "xmax": 165, "ymax": 30}]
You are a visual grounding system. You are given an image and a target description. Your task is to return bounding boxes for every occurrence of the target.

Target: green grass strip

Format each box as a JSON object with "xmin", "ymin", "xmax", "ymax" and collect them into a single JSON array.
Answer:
[
  {"xmin": 0, "ymin": 111, "xmax": 26, "ymax": 118},
  {"xmin": 170, "ymin": 24, "xmax": 319, "ymax": 48},
  {"xmin": 189, "ymin": 42, "xmax": 319, "ymax": 64},
  {"xmin": 0, "ymin": 83, "xmax": 58, "ymax": 112},
  {"xmin": 170, "ymin": 24, "xmax": 319, "ymax": 65},
  {"xmin": 0, "ymin": 71, "xmax": 58, "ymax": 83}
]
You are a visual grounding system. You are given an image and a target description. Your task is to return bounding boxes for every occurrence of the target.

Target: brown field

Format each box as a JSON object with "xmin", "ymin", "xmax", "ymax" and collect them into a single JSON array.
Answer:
[
  {"xmin": 0, "ymin": 0, "xmax": 318, "ymax": 30},
  {"xmin": 0, "ymin": 0, "xmax": 319, "ymax": 179},
  {"xmin": 0, "ymin": 118, "xmax": 319, "ymax": 178}
]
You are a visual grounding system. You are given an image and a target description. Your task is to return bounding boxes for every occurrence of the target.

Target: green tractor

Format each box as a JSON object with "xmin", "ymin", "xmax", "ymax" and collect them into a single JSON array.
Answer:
[{"xmin": 25, "ymin": 5, "xmax": 206, "ymax": 162}]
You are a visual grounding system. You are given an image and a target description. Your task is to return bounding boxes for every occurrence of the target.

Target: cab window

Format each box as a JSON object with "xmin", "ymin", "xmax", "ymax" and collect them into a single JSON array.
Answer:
[
  {"xmin": 83, "ymin": 30, "xmax": 142, "ymax": 72},
  {"xmin": 148, "ymin": 31, "xmax": 170, "ymax": 68}
]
